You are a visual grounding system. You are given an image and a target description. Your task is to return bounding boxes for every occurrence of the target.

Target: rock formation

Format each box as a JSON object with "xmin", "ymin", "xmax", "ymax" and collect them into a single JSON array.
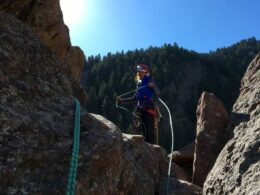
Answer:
[
  {"xmin": 159, "ymin": 177, "xmax": 202, "ymax": 195},
  {"xmin": 203, "ymin": 54, "xmax": 260, "ymax": 194},
  {"xmin": 168, "ymin": 142, "xmax": 194, "ymax": 182},
  {"xmin": 170, "ymin": 142, "xmax": 194, "ymax": 165},
  {"xmin": 0, "ymin": 12, "xmax": 182, "ymax": 195},
  {"xmin": 0, "ymin": 0, "xmax": 84, "ymax": 85},
  {"xmin": 193, "ymin": 92, "xmax": 229, "ymax": 186}
]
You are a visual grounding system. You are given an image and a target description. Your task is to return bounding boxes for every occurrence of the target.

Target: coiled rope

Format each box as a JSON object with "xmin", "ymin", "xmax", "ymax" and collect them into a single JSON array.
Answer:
[
  {"xmin": 115, "ymin": 86, "xmax": 148, "ymax": 136},
  {"xmin": 66, "ymin": 98, "xmax": 81, "ymax": 195}
]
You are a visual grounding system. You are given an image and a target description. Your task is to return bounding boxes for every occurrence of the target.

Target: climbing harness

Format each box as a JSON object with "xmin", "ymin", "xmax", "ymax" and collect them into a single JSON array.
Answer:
[
  {"xmin": 115, "ymin": 86, "xmax": 148, "ymax": 136},
  {"xmin": 132, "ymin": 107, "xmax": 142, "ymax": 129},
  {"xmin": 66, "ymin": 98, "xmax": 81, "ymax": 195}
]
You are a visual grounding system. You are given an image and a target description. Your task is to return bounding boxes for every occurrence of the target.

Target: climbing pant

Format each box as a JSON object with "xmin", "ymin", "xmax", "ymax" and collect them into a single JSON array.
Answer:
[{"xmin": 140, "ymin": 110, "xmax": 155, "ymax": 144}]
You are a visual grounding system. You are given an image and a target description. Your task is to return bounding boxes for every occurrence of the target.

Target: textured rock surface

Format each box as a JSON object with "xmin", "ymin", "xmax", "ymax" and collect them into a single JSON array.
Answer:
[
  {"xmin": 0, "ymin": 0, "xmax": 84, "ymax": 84},
  {"xmin": 172, "ymin": 163, "xmax": 191, "ymax": 182},
  {"xmin": 168, "ymin": 142, "xmax": 194, "ymax": 183},
  {"xmin": 193, "ymin": 92, "xmax": 229, "ymax": 186},
  {"xmin": 0, "ymin": 13, "xmax": 173, "ymax": 194},
  {"xmin": 203, "ymin": 54, "xmax": 260, "ymax": 195},
  {"xmin": 159, "ymin": 177, "xmax": 202, "ymax": 195},
  {"xmin": 169, "ymin": 142, "xmax": 195, "ymax": 165},
  {"xmin": 78, "ymin": 114, "xmax": 169, "ymax": 195}
]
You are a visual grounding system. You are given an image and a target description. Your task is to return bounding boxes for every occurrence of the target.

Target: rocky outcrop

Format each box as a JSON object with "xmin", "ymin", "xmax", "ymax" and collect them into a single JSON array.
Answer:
[
  {"xmin": 172, "ymin": 163, "xmax": 192, "ymax": 182},
  {"xmin": 159, "ymin": 177, "xmax": 202, "ymax": 195},
  {"xmin": 203, "ymin": 54, "xmax": 260, "ymax": 195},
  {"xmin": 0, "ymin": 0, "xmax": 84, "ymax": 84},
  {"xmin": 168, "ymin": 142, "xmax": 194, "ymax": 182},
  {"xmin": 78, "ymin": 114, "xmax": 169, "ymax": 195},
  {"xmin": 170, "ymin": 142, "xmax": 195, "ymax": 165},
  {"xmin": 193, "ymin": 92, "xmax": 229, "ymax": 186},
  {"xmin": 0, "ymin": 13, "xmax": 172, "ymax": 194}
]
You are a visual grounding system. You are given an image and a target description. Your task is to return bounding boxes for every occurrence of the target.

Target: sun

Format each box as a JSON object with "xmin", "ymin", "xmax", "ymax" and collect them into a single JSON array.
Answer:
[{"xmin": 60, "ymin": 0, "xmax": 86, "ymax": 27}]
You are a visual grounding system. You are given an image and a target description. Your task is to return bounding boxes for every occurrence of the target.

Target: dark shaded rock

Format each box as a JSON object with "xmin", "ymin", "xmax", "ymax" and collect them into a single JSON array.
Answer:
[
  {"xmin": 203, "ymin": 53, "xmax": 260, "ymax": 195},
  {"xmin": 169, "ymin": 142, "xmax": 195, "ymax": 165},
  {"xmin": 0, "ymin": 0, "xmax": 84, "ymax": 84},
  {"xmin": 193, "ymin": 92, "xmax": 229, "ymax": 186},
  {"xmin": 158, "ymin": 177, "xmax": 202, "ymax": 195},
  {"xmin": 230, "ymin": 112, "xmax": 250, "ymax": 127},
  {"xmin": 73, "ymin": 85, "xmax": 88, "ymax": 106},
  {"xmin": 172, "ymin": 162, "xmax": 191, "ymax": 182}
]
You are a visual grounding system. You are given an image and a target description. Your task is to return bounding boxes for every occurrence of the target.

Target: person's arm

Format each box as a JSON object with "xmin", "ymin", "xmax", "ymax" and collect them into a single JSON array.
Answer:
[
  {"xmin": 148, "ymin": 82, "xmax": 160, "ymax": 97},
  {"xmin": 116, "ymin": 95, "xmax": 136, "ymax": 104}
]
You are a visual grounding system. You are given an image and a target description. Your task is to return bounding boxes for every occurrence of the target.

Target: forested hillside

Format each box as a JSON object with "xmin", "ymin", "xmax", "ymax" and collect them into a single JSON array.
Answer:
[{"xmin": 81, "ymin": 37, "xmax": 260, "ymax": 150}]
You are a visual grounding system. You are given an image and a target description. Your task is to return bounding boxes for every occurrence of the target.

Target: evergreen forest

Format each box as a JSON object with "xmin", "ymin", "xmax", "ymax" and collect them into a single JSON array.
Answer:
[{"xmin": 81, "ymin": 37, "xmax": 260, "ymax": 151}]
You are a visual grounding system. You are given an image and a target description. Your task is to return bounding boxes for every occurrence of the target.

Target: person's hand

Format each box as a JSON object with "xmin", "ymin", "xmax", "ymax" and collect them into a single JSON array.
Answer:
[{"xmin": 116, "ymin": 96, "xmax": 122, "ymax": 102}]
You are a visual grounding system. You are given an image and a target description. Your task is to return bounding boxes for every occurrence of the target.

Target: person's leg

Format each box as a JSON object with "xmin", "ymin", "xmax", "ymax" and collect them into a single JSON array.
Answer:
[
  {"xmin": 133, "ymin": 107, "xmax": 143, "ymax": 135},
  {"xmin": 141, "ymin": 111, "xmax": 155, "ymax": 144}
]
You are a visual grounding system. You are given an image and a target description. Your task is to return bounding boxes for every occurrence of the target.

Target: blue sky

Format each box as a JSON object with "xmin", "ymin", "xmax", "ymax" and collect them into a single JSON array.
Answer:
[{"xmin": 60, "ymin": 0, "xmax": 260, "ymax": 57}]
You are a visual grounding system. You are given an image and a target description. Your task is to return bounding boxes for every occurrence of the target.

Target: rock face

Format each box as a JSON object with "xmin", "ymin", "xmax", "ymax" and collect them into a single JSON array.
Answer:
[
  {"xmin": 78, "ymin": 114, "xmax": 169, "ymax": 195},
  {"xmin": 203, "ymin": 54, "xmax": 260, "ymax": 195},
  {"xmin": 168, "ymin": 142, "xmax": 195, "ymax": 182},
  {"xmin": 0, "ymin": 0, "xmax": 84, "ymax": 84},
  {"xmin": 170, "ymin": 142, "xmax": 195, "ymax": 165},
  {"xmin": 0, "ymin": 13, "xmax": 172, "ymax": 194},
  {"xmin": 193, "ymin": 92, "xmax": 229, "ymax": 186},
  {"xmin": 159, "ymin": 177, "xmax": 202, "ymax": 195},
  {"xmin": 172, "ymin": 163, "xmax": 192, "ymax": 182}
]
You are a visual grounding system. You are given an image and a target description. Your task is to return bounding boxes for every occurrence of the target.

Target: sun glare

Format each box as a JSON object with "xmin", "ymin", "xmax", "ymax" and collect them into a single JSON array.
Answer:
[{"xmin": 60, "ymin": 0, "xmax": 86, "ymax": 27}]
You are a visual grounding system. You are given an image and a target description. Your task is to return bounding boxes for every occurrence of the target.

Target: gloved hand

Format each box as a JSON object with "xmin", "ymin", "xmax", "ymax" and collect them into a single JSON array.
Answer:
[{"xmin": 116, "ymin": 96, "xmax": 123, "ymax": 102}]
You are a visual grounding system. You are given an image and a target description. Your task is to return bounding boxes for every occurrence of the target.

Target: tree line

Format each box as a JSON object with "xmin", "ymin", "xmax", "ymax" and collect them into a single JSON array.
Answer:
[{"xmin": 81, "ymin": 37, "xmax": 260, "ymax": 151}]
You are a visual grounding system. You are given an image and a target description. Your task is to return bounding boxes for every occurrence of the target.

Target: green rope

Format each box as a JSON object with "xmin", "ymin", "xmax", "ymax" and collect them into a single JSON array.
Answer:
[{"xmin": 66, "ymin": 98, "xmax": 81, "ymax": 195}]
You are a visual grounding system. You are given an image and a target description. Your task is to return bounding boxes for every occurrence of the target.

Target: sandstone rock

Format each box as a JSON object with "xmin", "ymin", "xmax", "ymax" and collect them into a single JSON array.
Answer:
[
  {"xmin": 0, "ymin": 13, "xmax": 72, "ymax": 97},
  {"xmin": 0, "ymin": 0, "xmax": 84, "ymax": 84},
  {"xmin": 172, "ymin": 162, "xmax": 191, "ymax": 182},
  {"xmin": 193, "ymin": 92, "xmax": 229, "ymax": 186},
  {"xmin": 73, "ymin": 85, "xmax": 88, "ymax": 106},
  {"xmin": 123, "ymin": 134, "xmax": 145, "ymax": 142},
  {"xmin": 169, "ymin": 142, "xmax": 195, "ymax": 165},
  {"xmin": 78, "ymin": 113, "xmax": 169, "ymax": 195},
  {"xmin": 65, "ymin": 46, "xmax": 85, "ymax": 85},
  {"xmin": 158, "ymin": 177, "xmax": 202, "ymax": 195},
  {"xmin": 203, "ymin": 54, "xmax": 260, "ymax": 195}
]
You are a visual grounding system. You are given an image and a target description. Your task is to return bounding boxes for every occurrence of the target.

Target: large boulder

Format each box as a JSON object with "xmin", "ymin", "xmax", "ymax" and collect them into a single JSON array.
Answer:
[
  {"xmin": 172, "ymin": 163, "xmax": 192, "ymax": 182},
  {"xmin": 0, "ymin": 0, "xmax": 84, "ymax": 84},
  {"xmin": 168, "ymin": 142, "xmax": 195, "ymax": 182},
  {"xmin": 159, "ymin": 177, "xmax": 202, "ymax": 195},
  {"xmin": 0, "ymin": 13, "xmax": 172, "ymax": 194},
  {"xmin": 193, "ymin": 92, "xmax": 229, "ymax": 186},
  {"xmin": 203, "ymin": 54, "xmax": 260, "ymax": 195},
  {"xmin": 169, "ymin": 142, "xmax": 195, "ymax": 165}
]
